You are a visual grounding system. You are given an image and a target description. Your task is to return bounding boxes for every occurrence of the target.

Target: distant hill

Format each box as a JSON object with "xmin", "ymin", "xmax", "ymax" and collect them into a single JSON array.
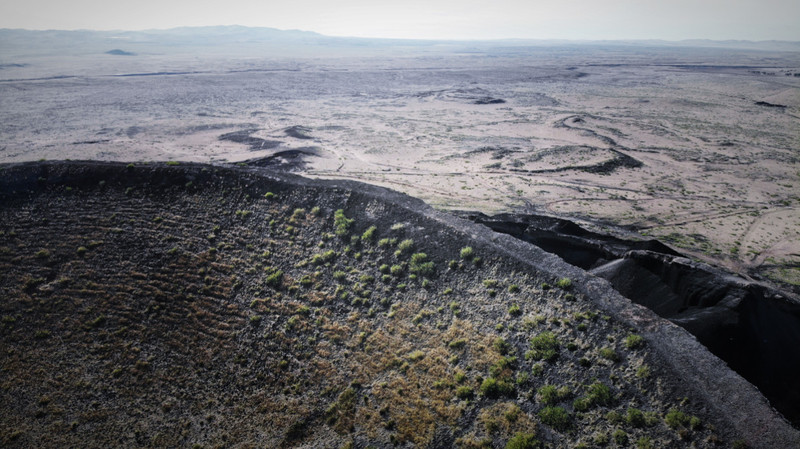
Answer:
[{"xmin": 104, "ymin": 49, "xmax": 136, "ymax": 56}]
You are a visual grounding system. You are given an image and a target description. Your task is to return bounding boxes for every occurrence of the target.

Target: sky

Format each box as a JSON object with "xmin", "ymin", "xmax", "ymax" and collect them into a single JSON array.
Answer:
[{"xmin": 1, "ymin": 0, "xmax": 798, "ymax": 41}]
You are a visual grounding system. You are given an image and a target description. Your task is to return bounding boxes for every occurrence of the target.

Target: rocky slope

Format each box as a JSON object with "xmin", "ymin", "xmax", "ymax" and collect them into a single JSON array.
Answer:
[
  {"xmin": 0, "ymin": 161, "xmax": 797, "ymax": 448},
  {"xmin": 464, "ymin": 212, "xmax": 800, "ymax": 428}
]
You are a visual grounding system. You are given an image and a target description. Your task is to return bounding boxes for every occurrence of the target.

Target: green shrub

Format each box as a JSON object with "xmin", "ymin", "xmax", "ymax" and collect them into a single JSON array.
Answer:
[
  {"xmin": 664, "ymin": 408, "xmax": 689, "ymax": 429},
  {"xmin": 599, "ymin": 347, "xmax": 620, "ymax": 362},
  {"xmin": 605, "ymin": 410, "xmax": 623, "ymax": 424},
  {"xmin": 480, "ymin": 377, "xmax": 515, "ymax": 398},
  {"xmin": 538, "ymin": 406, "xmax": 570, "ymax": 431},
  {"xmin": 448, "ymin": 302, "xmax": 461, "ymax": 316},
  {"xmin": 505, "ymin": 432, "xmax": 539, "ymax": 449},
  {"xmin": 359, "ymin": 274, "xmax": 374, "ymax": 283},
  {"xmin": 612, "ymin": 429, "xmax": 628, "ymax": 445},
  {"xmin": 527, "ymin": 331, "xmax": 560, "ymax": 362},
  {"xmin": 455, "ymin": 386, "xmax": 474, "ymax": 400},
  {"xmin": 636, "ymin": 436, "xmax": 654, "ymax": 449},
  {"xmin": 573, "ymin": 382, "xmax": 613, "ymax": 412},
  {"xmin": 460, "ymin": 246, "xmax": 475, "ymax": 260},
  {"xmin": 537, "ymin": 385, "xmax": 571, "ymax": 405},
  {"xmin": 593, "ymin": 432, "xmax": 609, "ymax": 445},
  {"xmin": 626, "ymin": 408, "xmax": 646, "ymax": 427},
  {"xmin": 361, "ymin": 225, "xmax": 377, "ymax": 242},
  {"xmin": 299, "ymin": 275, "xmax": 313, "ymax": 287},
  {"xmin": 264, "ymin": 192, "xmax": 275, "ymax": 199},
  {"xmin": 482, "ymin": 279, "xmax": 498, "ymax": 288},
  {"xmin": 290, "ymin": 208, "xmax": 306, "ymax": 222},
  {"xmin": 334, "ymin": 209, "xmax": 354, "ymax": 236},
  {"xmin": 625, "ymin": 334, "xmax": 645, "ymax": 349},
  {"xmin": 493, "ymin": 337, "xmax": 511, "ymax": 355},
  {"xmin": 508, "ymin": 284, "xmax": 520, "ymax": 293},
  {"xmin": 556, "ymin": 278, "xmax": 572, "ymax": 289},
  {"xmin": 489, "ymin": 356, "xmax": 517, "ymax": 380},
  {"xmin": 397, "ymin": 239, "xmax": 414, "ymax": 254},
  {"xmin": 449, "ymin": 339, "xmax": 467, "ymax": 349},
  {"xmin": 408, "ymin": 350, "xmax": 425, "ymax": 362},
  {"xmin": 266, "ymin": 270, "xmax": 283, "ymax": 288},
  {"xmin": 311, "ymin": 250, "xmax": 337, "ymax": 265},
  {"xmin": 409, "ymin": 252, "xmax": 434, "ymax": 276},
  {"xmin": 508, "ymin": 304, "xmax": 522, "ymax": 316}
]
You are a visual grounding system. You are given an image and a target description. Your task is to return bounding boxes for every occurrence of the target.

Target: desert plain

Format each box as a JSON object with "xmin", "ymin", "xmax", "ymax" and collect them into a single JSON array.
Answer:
[
  {"xmin": 1, "ymin": 28, "xmax": 800, "ymax": 448},
  {"xmin": 2, "ymin": 31, "xmax": 798, "ymax": 292}
]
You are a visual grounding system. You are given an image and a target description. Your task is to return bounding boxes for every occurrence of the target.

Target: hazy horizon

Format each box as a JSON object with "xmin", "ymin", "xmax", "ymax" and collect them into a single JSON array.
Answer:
[{"xmin": 1, "ymin": 0, "xmax": 798, "ymax": 42}]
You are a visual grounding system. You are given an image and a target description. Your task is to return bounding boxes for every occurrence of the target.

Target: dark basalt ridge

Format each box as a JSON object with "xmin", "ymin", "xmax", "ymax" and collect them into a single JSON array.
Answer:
[
  {"xmin": 754, "ymin": 101, "xmax": 786, "ymax": 109},
  {"xmin": 218, "ymin": 128, "xmax": 281, "ymax": 151},
  {"xmin": 242, "ymin": 147, "xmax": 321, "ymax": 171},
  {"xmin": 465, "ymin": 212, "xmax": 800, "ymax": 428},
  {"xmin": 284, "ymin": 125, "xmax": 314, "ymax": 139},
  {"xmin": 473, "ymin": 97, "xmax": 506, "ymax": 105}
]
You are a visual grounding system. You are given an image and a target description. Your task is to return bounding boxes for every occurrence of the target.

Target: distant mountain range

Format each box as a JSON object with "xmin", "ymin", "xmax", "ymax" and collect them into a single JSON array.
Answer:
[{"xmin": 1, "ymin": 25, "xmax": 798, "ymax": 58}]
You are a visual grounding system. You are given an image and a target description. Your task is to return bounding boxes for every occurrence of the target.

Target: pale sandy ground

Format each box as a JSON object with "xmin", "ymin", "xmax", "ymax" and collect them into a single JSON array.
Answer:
[{"xmin": 1, "ymin": 49, "xmax": 798, "ymax": 289}]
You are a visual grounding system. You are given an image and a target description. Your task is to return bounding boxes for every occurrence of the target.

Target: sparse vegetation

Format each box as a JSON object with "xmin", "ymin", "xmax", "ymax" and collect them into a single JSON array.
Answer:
[{"xmin": 0, "ymin": 162, "xmax": 743, "ymax": 448}]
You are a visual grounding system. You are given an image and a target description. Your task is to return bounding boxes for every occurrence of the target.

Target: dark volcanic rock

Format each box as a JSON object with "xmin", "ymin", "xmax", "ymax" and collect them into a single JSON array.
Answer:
[
  {"xmin": 473, "ymin": 97, "xmax": 506, "ymax": 105},
  {"xmin": 467, "ymin": 211, "xmax": 800, "ymax": 428},
  {"xmin": 755, "ymin": 101, "xmax": 786, "ymax": 109},
  {"xmin": 242, "ymin": 147, "xmax": 320, "ymax": 171},
  {"xmin": 218, "ymin": 129, "xmax": 281, "ymax": 151},
  {"xmin": 465, "ymin": 212, "xmax": 678, "ymax": 270},
  {"xmin": 591, "ymin": 251, "xmax": 800, "ymax": 427},
  {"xmin": 284, "ymin": 125, "xmax": 313, "ymax": 139},
  {"xmin": 1, "ymin": 161, "xmax": 798, "ymax": 448}
]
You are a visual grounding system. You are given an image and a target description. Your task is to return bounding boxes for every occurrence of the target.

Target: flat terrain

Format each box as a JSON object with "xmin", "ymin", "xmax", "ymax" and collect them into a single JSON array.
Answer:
[{"xmin": 1, "ymin": 37, "xmax": 798, "ymax": 292}]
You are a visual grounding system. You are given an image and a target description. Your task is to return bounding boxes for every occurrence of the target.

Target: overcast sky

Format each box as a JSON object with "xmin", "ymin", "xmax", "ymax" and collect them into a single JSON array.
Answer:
[{"xmin": 1, "ymin": 0, "xmax": 798, "ymax": 41}]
